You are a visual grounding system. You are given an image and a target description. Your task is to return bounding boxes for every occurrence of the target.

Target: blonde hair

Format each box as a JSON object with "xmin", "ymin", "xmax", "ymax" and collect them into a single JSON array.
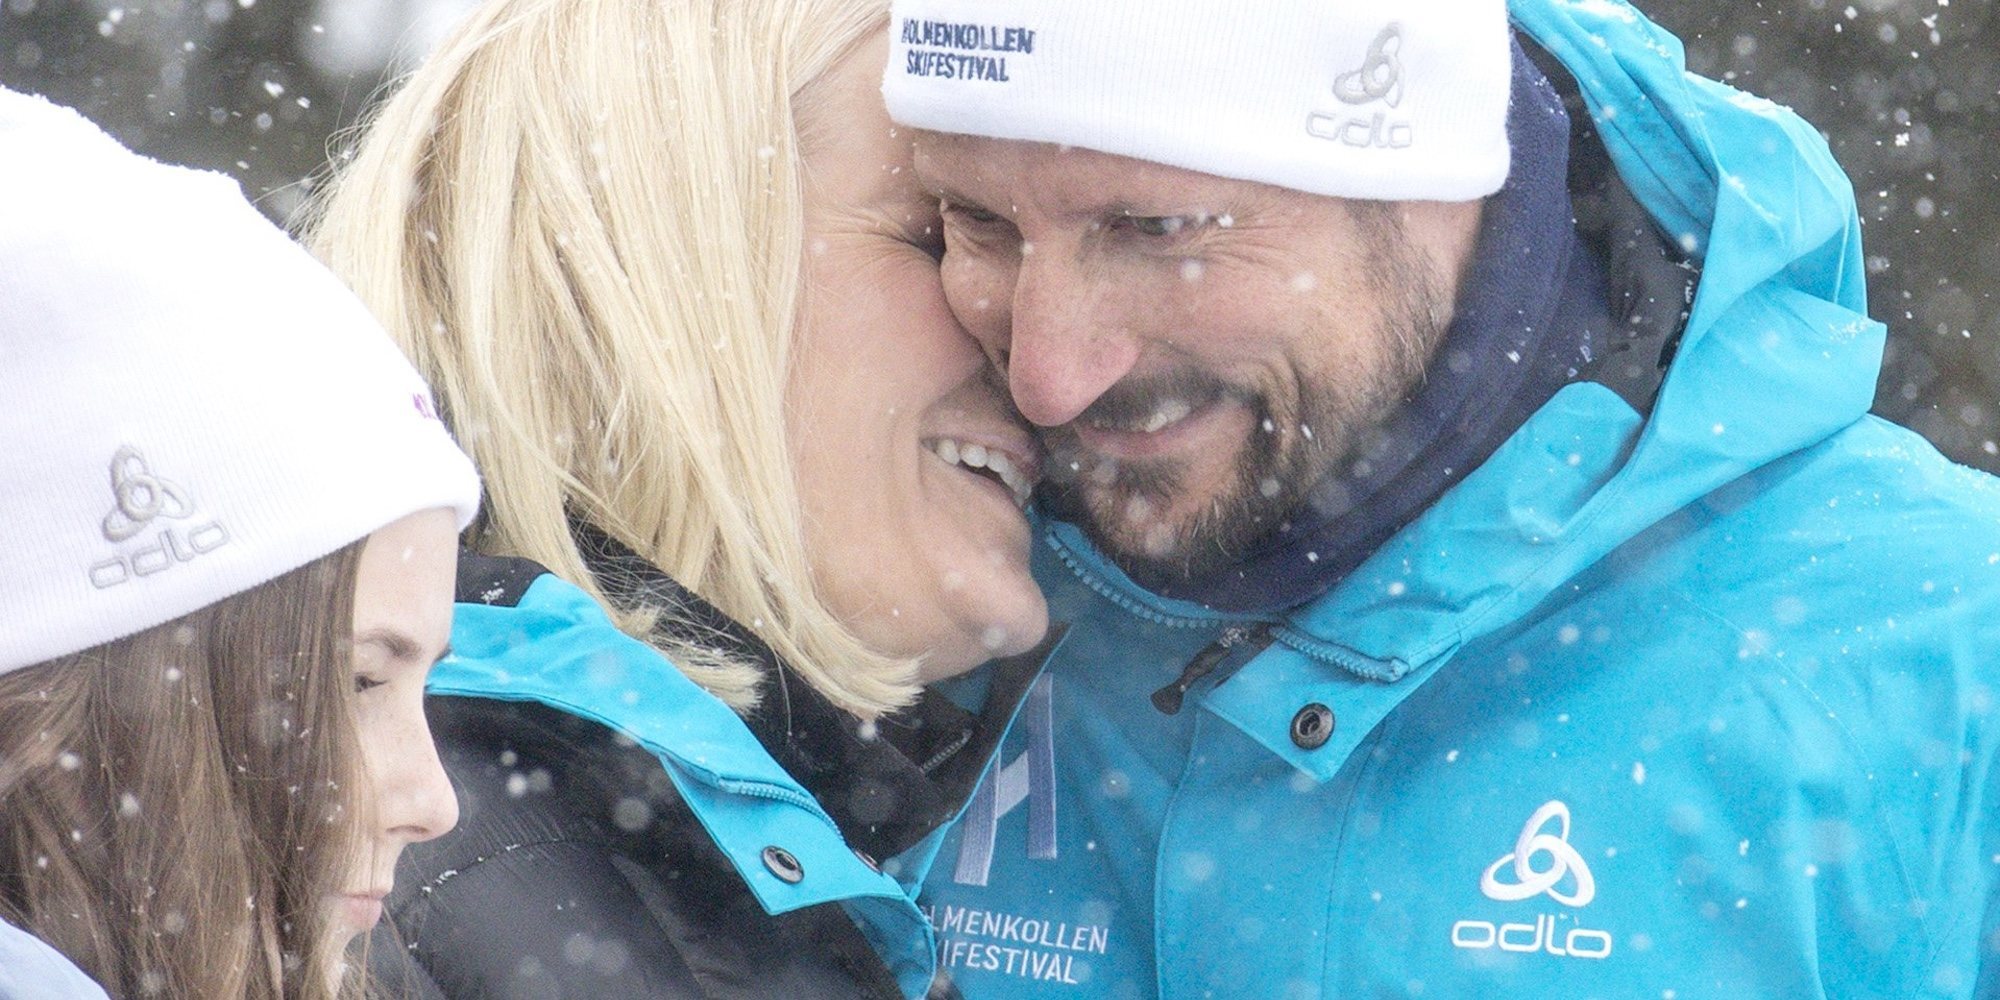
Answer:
[
  {"xmin": 0, "ymin": 545, "xmax": 369, "ymax": 1000},
  {"xmin": 307, "ymin": 0, "xmax": 912, "ymax": 718}
]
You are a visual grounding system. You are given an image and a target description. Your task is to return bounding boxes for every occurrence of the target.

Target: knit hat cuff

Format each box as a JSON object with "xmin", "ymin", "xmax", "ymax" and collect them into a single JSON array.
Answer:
[{"xmin": 884, "ymin": 0, "xmax": 1512, "ymax": 201}]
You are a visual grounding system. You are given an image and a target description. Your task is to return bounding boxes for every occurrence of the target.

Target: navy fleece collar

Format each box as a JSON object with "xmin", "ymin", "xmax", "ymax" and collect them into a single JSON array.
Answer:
[{"xmin": 1157, "ymin": 39, "xmax": 1613, "ymax": 612}]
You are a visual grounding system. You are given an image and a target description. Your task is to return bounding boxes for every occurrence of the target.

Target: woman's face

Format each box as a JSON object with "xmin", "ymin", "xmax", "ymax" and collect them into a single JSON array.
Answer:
[
  {"xmin": 788, "ymin": 33, "xmax": 1048, "ymax": 681},
  {"xmin": 332, "ymin": 507, "xmax": 460, "ymax": 952}
]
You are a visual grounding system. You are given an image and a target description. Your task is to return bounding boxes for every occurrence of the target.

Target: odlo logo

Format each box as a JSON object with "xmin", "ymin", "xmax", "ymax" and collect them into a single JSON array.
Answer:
[
  {"xmin": 1449, "ymin": 800, "xmax": 1614, "ymax": 960},
  {"xmin": 1306, "ymin": 23, "xmax": 1413, "ymax": 150},
  {"xmin": 88, "ymin": 447, "xmax": 230, "ymax": 589}
]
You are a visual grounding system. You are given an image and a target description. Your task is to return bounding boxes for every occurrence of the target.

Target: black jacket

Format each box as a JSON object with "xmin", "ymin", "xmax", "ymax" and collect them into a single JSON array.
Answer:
[{"xmin": 369, "ymin": 533, "xmax": 1045, "ymax": 999}]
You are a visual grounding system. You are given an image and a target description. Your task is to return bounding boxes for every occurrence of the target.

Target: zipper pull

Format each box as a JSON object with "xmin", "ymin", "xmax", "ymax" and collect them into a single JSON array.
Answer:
[{"xmin": 1152, "ymin": 625, "xmax": 1271, "ymax": 716}]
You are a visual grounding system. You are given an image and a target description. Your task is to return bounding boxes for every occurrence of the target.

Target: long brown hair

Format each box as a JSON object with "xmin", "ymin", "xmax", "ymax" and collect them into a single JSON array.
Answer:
[{"xmin": 0, "ymin": 542, "xmax": 369, "ymax": 999}]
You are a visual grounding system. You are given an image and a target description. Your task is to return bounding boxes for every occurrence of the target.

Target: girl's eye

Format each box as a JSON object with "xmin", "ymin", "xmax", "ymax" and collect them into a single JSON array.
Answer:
[{"xmin": 353, "ymin": 674, "xmax": 386, "ymax": 694}]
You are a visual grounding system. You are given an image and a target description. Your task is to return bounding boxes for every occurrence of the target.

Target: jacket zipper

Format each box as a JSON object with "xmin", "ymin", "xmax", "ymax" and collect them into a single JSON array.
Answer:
[
  {"xmin": 1151, "ymin": 624, "xmax": 1276, "ymax": 715},
  {"xmin": 1047, "ymin": 538, "xmax": 1237, "ymax": 630},
  {"xmin": 1271, "ymin": 624, "xmax": 1405, "ymax": 682},
  {"xmin": 713, "ymin": 775, "xmax": 840, "ymax": 827},
  {"xmin": 1051, "ymin": 532, "xmax": 1401, "ymax": 685}
]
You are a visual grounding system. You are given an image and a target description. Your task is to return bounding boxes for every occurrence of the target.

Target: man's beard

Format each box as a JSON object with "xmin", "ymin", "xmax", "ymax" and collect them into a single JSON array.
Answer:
[
  {"xmin": 1037, "ymin": 377, "xmax": 1308, "ymax": 589},
  {"xmin": 1038, "ymin": 242, "xmax": 1452, "ymax": 590}
]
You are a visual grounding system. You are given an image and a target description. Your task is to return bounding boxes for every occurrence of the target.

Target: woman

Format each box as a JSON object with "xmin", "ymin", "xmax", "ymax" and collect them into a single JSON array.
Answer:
[
  {"xmin": 309, "ymin": 0, "xmax": 1050, "ymax": 997},
  {"xmin": 0, "ymin": 90, "xmax": 481, "ymax": 998}
]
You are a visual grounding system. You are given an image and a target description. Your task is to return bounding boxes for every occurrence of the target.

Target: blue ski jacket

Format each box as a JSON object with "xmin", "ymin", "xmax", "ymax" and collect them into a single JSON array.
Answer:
[
  {"xmin": 396, "ymin": 546, "xmax": 1050, "ymax": 999},
  {"xmin": 910, "ymin": 2, "xmax": 2000, "ymax": 998}
]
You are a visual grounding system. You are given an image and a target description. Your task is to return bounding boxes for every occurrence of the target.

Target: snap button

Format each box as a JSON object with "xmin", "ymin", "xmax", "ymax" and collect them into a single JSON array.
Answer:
[
  {"xmin": 1289, "ymin": 703, "xmax": 1334, "ymax": 750},
  {"xmin": 761, "ymin": 845, "xmax": 804, "ymax": 884}
]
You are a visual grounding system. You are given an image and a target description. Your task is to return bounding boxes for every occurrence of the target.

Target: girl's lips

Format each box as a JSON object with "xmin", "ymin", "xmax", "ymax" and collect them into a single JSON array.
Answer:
[{"xmin": 336, "ymin": 891, "xmax": 387, "ymax": 931}]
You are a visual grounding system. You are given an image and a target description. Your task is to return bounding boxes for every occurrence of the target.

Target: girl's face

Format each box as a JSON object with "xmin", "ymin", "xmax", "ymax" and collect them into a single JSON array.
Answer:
[
  {"xmin": 332, "ymin": 508, "xmax": 460, "ymax": 952},
  {"xmin": 787, "ymin": 33, "xmax": 1049, "ymax": 681}
]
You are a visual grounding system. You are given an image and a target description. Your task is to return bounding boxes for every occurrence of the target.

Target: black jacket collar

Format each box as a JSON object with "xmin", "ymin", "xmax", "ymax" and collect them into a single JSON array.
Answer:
[{"xmin": 567, "ymin": 521, "xmax": 1046, "ymax": 862}]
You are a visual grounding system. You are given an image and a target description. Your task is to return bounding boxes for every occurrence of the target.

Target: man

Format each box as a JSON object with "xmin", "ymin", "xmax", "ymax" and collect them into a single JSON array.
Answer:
[{"xmin": 882, "ymin": 1, "xmax": 2000, "ymax": 998}]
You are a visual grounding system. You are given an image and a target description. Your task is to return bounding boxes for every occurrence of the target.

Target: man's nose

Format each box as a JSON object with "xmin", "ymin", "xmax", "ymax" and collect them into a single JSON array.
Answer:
[{"xmin": 1002, "ymin": 256, "xmax": 1143, "ymax": 428}]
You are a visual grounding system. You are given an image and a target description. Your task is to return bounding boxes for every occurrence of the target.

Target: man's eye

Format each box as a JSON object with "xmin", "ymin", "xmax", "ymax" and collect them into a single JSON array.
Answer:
[
  {"xmin": 1117, "ymin": 210, "xmax": 1231, "ymax": 237},
  {"xmin": 353, "ymin": 674, "xmax": 386, "ymax": 694},
  {"xmin": 1121, "ymin": 214, "xmax": 1189, "ymax": 237}
]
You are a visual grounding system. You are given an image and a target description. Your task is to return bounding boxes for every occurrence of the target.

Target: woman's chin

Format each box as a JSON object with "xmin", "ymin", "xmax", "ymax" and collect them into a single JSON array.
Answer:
[{"xmin": 917, "ymin": 591, "xmax": 1051, "ymax": 684}]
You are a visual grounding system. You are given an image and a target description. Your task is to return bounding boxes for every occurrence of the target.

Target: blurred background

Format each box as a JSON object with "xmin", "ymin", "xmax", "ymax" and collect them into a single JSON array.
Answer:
[{"xmin": 3, "ymin": 0, "xmax": 1995, "ymax": 470}]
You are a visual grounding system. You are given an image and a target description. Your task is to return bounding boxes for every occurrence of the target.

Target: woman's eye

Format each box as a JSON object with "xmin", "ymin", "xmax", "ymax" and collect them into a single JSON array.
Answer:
[
  {"xmin": 910, "ymin": 224, "xmax": 946, "ymax": 262},
  {"xmin": 353, "ymin": 674, "xmax": 386, "ymax": 694},
  {"xmin": 942, "ymin": 201, "xmax": 1003, "ymax": 227}
]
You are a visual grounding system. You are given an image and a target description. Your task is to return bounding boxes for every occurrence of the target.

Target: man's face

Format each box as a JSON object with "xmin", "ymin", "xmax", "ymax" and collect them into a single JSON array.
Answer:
[{"xmin": 913, "ymin": 134, "xmax": 1484, "ymax": 586}]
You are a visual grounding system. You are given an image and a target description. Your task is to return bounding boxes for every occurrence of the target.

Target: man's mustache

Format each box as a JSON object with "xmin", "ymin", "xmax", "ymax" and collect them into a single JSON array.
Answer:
[{"xmin": 1055, "ymin": 369, "xmax": 1254, "ymax": 431}]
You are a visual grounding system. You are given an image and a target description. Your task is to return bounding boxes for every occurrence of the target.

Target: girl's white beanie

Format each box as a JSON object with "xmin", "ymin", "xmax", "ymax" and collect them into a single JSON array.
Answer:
[
  {"xmin": 0, "ymin": 89, "xmax": 481, "ymax": 673},
  {"xmin": 882, "ymin": 0, "xmax": 1512, "ymax": 201}
]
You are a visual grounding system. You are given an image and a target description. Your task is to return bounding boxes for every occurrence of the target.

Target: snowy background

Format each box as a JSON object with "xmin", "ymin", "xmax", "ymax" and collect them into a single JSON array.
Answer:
[{"xmin": 3, "ymin": 0, "xmax": 1995, "ymax": 472}]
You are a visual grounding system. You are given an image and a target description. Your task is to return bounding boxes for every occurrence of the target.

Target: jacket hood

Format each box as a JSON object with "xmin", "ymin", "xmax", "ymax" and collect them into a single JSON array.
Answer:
[
  {"xmin": 1050, "ymin": 0, "xmax": 1884, "ymax": 777},
  {"xmin": 1299, "ymin": 0, "xmax": 1881, "ymax": 667},
  {"xmin": 1163, "ymin": 36, "xmax": 1614, "ymax": 614}
]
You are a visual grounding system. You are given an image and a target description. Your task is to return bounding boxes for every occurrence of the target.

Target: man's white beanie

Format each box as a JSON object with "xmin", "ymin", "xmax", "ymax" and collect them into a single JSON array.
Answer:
[
  {"xmin": 883, "ymin": 0, "xmax": 1512, "ymax": 201},
  {"xmin": 0, "ymin": 89, "xmax": 481, "ymax": 674}
]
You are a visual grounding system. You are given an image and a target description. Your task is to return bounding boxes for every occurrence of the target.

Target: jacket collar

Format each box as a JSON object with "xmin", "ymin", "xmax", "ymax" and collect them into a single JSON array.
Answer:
[
  {"xmin": 435, "ymin": 571, "xmax": 939, "ymax": 990},
  {"xmin": 572, "ymin": 521, "xmax": 1044, "ymax": 861}
]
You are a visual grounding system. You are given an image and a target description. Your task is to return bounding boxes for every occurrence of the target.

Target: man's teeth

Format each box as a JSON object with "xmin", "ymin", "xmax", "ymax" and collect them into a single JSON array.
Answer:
[
  {"xmin": 1092, "ymin": 398, "xmax": 1196, "ymax": 435},
  {"xmin": 1140, "ymin": 399, "xmax": 1194, "ymax": 433},
  {"xmin": 932, "ymin": 438, "xmax": 1033, "ymax": 505}
]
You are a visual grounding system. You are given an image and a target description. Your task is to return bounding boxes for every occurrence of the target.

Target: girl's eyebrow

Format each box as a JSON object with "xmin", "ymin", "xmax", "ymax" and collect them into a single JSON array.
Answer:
[{"xmin": 353, "ymin": 628, "xmax": 451, "ymax": 664}]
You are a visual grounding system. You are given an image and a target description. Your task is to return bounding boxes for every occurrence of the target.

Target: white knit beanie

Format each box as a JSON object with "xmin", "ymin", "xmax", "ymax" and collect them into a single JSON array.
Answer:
[
  {"xmin": 0, "ymin": 90, "xmax": 481, "ymax": 674},
  {"xmin": 883, "ymin": 0, "xmax": 1513, "ymax": 201}
]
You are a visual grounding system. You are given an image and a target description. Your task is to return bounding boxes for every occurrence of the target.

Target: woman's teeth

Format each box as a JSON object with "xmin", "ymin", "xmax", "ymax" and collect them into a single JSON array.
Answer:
[{"xmin": 932, "ymin": 438, "xmax": 1033, "ymax": 506}]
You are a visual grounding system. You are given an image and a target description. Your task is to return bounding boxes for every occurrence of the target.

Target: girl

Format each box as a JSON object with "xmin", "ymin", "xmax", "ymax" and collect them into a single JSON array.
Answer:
[{"xmin": 0, "ymin": 90, "xmax": 480, "ymax": 999}]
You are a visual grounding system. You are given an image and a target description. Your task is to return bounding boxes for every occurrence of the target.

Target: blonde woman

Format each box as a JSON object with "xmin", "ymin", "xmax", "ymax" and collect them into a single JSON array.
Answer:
[
  {"xmin": 0, "ymin": 90, "xmax": 479, "ymax": 999},
  {"xmin": 309, "ymin": 0, "xmax": 1049, "ymax": 996}
]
